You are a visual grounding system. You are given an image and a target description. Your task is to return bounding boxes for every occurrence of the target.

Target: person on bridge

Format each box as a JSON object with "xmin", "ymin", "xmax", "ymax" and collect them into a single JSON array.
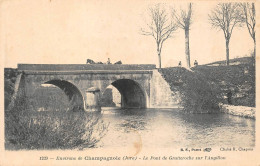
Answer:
[
  {"xmin": 107, "ymin": 58, "xmax": 111, "ymax": 64},
  {"xmin": 178, "ymin": 61, "xmax": 182, "ymax": 67},
  {"xmin": 194, "ymin": 60, "xmax": 198, "ymax": 66}
]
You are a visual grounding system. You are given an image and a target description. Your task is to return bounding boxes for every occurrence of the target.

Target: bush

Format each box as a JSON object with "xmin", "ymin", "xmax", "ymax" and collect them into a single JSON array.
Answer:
[{"xmin": 5, "ymin": 108, "xmax": 108, "ymax": 150}]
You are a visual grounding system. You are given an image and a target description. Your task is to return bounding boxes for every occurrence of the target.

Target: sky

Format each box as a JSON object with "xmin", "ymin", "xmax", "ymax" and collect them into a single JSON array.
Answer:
[{"xmin": 0, "ymin": 0, "xmax": 255, "ymax": 68}]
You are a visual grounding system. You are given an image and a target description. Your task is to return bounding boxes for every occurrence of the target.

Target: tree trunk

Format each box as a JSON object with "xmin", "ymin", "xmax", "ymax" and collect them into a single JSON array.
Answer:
[
  {"xmin": 225, "ymin": 40, "xmax": 230, "ymax": 66},
  {"xmin": 157, "ymin": 43, "xmax": 162, "ymax": 68},
  {"xmin": 158, "ymin": 52, "xmax": 161, "ymax": 68},
  {"xmin": 254, "ymin": 39, "xmax": 256, "ymax": 58},
  {"xmin": 185, "ymin": 29, "xmax": 191, "ymax": 68}
]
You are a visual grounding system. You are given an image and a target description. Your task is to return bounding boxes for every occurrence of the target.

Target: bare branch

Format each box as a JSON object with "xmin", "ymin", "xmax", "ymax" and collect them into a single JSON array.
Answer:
[
  {"xmin": 208, "ymin": 3, "xmax": 244, "ymax": 65},
  {"xmin": 208, "ymin": 3, "xmax": 244, "ymax": 41},
  {"xmin": 140, "ymin": 4, "xmax": 177, "ymax": 68},
  {"xmin": 240, "ymin": 2, "xmax": 255, "ymax": 40},
  {"xmin": 172, "ymin": 3, "xmax": 193, "ymax": 30}
]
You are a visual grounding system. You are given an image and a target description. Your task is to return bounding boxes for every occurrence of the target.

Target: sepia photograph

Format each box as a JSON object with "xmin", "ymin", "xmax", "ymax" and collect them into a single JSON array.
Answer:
[{"xmin": 0, "ymin": 0, "xmax": 259, "ymax": 165}]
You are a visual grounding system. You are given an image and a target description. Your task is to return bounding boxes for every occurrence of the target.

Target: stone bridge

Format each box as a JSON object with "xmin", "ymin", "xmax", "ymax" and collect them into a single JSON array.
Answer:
[{"xmin": 16, "ymin": 64, "xmax": 181, "ymax": 111}]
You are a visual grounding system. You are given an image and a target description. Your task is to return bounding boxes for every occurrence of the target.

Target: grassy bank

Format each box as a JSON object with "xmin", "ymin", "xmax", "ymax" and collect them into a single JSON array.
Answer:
[
  {"xmin": 158, "ymin": 56, "xmax": 255, "ymax": 113},
  {"xmin": 158, "ymin": 67, "xmax": 220, "ymax": 113},
  {"xmin": 193, "ymin": 57, "xmax": 255, "ymax": 107}
]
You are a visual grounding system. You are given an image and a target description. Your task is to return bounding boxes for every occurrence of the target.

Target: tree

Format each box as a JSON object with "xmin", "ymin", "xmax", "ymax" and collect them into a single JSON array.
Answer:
[
  {"xmin": 141, "ymin": 4, "xmax": 177, "ymax": 68},
  {"xmin": 240, "ymin": 3, "xmax": 256, "ymax": 57},
  {"xmin": 173, "ymin": 3, "xmax": 193, "ymax": 68},
  {"xmin": 209, "ymin": 3, "xmax": 244, "ymax": 65}
]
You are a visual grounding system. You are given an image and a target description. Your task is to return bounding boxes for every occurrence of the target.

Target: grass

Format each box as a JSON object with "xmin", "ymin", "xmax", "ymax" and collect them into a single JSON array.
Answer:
[{"xmin": 5, "ymin": 109, "xmax": 108, "ymax": 150}]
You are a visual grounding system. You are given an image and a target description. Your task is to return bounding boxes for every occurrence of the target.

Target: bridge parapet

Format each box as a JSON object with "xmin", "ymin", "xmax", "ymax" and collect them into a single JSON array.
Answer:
[
  {"xmin": 18, "ymin": 70, "xmax": 153, "ymax": 75},
  {"xmin": 18, "ymin": 64, "xmax": 156, "ymax": 71}
]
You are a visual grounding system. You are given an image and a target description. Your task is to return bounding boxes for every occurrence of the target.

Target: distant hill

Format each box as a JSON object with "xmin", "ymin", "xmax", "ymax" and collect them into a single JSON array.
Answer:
[{"xmin": 203, "ymin": 56, "xmax": 254, "ymax": 66}]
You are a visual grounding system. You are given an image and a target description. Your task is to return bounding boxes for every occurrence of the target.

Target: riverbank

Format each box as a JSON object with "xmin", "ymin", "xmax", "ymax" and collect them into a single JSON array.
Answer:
[{"xmin": 219, "ymin": 103, "xmax": 255, "ymax": 119}]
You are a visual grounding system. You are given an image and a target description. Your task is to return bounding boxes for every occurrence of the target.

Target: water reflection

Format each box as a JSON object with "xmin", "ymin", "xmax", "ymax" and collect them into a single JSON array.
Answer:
[{"xmin": 100, "ymin": 108, "xmax": 255, "ymax": 148}]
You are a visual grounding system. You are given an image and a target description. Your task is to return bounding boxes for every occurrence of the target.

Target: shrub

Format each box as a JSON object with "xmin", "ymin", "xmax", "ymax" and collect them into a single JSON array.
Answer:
[{"xmin": 5, "ymin": 107, "xmax": 108, "ymax": 150}]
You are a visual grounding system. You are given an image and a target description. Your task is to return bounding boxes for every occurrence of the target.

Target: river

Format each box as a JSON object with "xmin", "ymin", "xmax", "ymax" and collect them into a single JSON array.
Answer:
[{"xmin": 99, "ymin": 108, "xmax": 255, "ymax": 148}]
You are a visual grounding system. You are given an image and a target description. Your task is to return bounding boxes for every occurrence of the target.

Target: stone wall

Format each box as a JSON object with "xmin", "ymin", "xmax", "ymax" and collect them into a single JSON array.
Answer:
[
  {"xmin": 219, "ymin": 103, "xmax": 255, "ymax": 119},
  {"xmin": 150, "ymin": 69, "xmax": 182, "ymax": 108}
]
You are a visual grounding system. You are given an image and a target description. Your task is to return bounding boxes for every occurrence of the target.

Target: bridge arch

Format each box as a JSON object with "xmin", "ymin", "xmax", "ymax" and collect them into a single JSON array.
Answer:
[
  {"xmin": 101, "ymin": 79, "xmax": 148, "ymax": 108},
  {"xmin": 43, "ymin": 80, "xmax": 84, "ymax": 111},
  {"xmin": 100, "ymin": 85, "xmax": 121, "ymax": 107}
]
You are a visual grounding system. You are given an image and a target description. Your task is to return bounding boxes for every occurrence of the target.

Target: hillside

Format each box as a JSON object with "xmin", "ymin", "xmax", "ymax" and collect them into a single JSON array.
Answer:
[
  {"xmin": 159, "ymin": 56, "xmax": 255, "ymax": 113},
  {"xmin": 158, "ymin": 67, "xmax": 220, "ymax": 113},
  {"xmin": 192, "ymin": 57, "xmax": 255, "ymax": 107}
]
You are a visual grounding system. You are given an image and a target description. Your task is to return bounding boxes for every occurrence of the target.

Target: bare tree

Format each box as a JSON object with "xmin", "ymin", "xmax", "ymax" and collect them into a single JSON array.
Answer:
[
  {"xmin": 173, "ymin": 3, "xmax": 193, "ymax": 68},
  {"xmin": 141, "ymin": 4, "xmax": 177, "ymax": 68},
  {"xmin": 240, "ymin": 3, "xmax": 256, "ymax": 57},
  {"xmin": 209, "ymin": 3, "xmax": 244, "ymax": 65}
]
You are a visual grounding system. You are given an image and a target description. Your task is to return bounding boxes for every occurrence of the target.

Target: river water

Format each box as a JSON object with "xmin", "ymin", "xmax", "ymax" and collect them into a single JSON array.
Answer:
[{"xmin": 99, "ymin": 108, "xmax": 255, "ymax": 148}]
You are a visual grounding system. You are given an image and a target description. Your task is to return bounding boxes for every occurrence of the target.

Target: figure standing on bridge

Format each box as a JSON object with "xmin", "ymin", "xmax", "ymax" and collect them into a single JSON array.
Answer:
[
  {"xmin": 178, "ymin": 61, "xmax": 182, "ymax": 67},
  {"xmin": 194, "ymin": 60, "xmax": 198, "ymax": 66},
  {"xmin": 107, "ymin": 58, "xmax": 111, "ymax": 64}
]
